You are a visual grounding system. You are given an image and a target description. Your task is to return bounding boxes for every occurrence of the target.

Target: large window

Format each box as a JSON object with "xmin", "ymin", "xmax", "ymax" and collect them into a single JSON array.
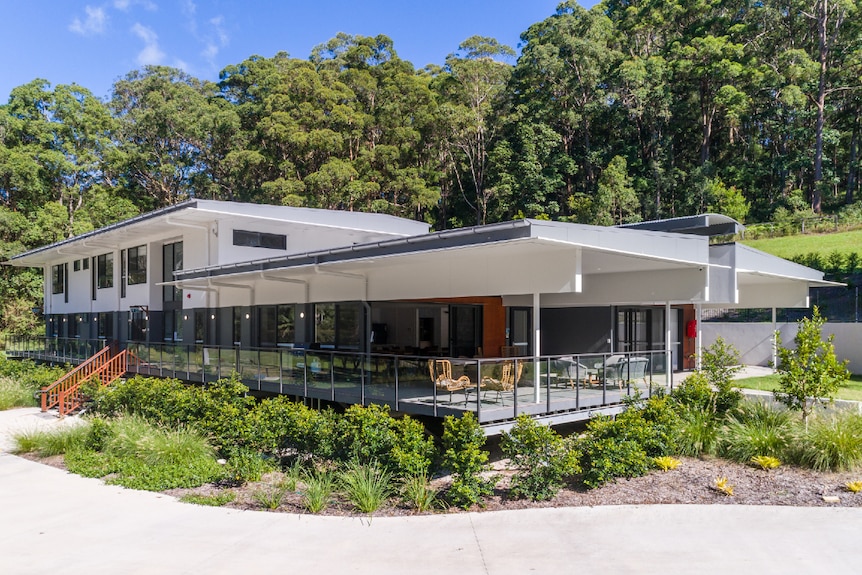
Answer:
[
  {"xmin": 258, "ymin": 305, "xmax": 295, "ymax": 346},
  {"xmin": 97, "ymin": 253, "xmax": 113, "ymax": 289},
  {"xmin": 127, "ymin": 245, "xmax": 147, "ymax": 285},
  {"xmin": 233, "ymin": 229, "xmax": 287, "ymax": 250},
  {"xmin": 51, "ymin": 264, "xmax": 65, "ymax": 295},
  {"xmin": 314, "ymin": 303, "xmax": 360, "ymax": 349}
]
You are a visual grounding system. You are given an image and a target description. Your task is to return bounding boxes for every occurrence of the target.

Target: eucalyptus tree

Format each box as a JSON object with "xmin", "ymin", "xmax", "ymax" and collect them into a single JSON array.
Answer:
[
  {"xmin": 511, "ymin": 3, "xmax": 618, "ymax": 218},
  {"xmin": 435, "ymin": 35, "xmax": 515, "ymax": 225},
  {"xmin": 110, "ymin": 66, "xmax": 221, "ymax": 209}
]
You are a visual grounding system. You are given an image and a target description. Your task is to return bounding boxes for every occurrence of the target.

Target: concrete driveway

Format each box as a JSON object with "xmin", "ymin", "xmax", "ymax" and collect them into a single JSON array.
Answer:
[{"xmin": 2, "ymin": 407, "xmax": 861, "ymax": 574}]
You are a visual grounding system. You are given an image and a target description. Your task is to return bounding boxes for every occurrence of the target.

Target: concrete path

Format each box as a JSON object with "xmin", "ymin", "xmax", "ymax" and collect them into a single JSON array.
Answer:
[{"xmin": 2, "ymin": 407, "xmax": 862, "ymax": 574}]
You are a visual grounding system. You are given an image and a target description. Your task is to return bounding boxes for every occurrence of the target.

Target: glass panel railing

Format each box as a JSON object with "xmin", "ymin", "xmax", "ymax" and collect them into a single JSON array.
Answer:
[
  {"xmin": 332, "ymin": 351, "xmax": 364, "ymax": 404},
  {"xmin": 365, "ymin": 353, "xmax": 397, "ymax": 408},
  {"xmin": 188, "ymin": 345, "xmax": 204, "ymax": 383},
  {"xmin": 258, "ymin": 350, "xmax": 281, "ymax": 392},
  {"xmin": 281, "ymin": 349, "xmax": 306, "ymax": 395},
  {"xmin": 304, "ymin": 351, "xmax": 332, "ymax": 400},
  {"xmin": 238, "ymin": 349, "xmax": 260, "ymax": 388}
]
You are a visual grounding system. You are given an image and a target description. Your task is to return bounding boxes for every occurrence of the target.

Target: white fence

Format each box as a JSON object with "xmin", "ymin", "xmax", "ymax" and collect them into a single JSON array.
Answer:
[{"xmin": 703, "ymin": 322, "xmax": 862, "ymax": 375}]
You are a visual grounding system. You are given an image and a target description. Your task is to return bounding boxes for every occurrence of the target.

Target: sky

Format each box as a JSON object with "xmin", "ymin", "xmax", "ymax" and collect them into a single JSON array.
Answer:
[{"xmin": 0, "ymin": 1, "xmax": 598, "ymax": 104}]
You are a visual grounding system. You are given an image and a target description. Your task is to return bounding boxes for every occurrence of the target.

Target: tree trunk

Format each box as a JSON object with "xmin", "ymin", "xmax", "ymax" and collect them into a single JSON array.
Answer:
[
  {"xmin": 846, "ymin": 123, "xmax": 858, "ymax": 204},
  {"xmin": 812, "ymin": 0, "xmax": 830, "ymax": 214}
]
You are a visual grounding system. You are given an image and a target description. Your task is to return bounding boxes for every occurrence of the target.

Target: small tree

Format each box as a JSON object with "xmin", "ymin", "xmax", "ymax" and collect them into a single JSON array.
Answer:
[
  {"xmin": 774, "ymin": 307, "xmax": 850, "ymax": 423},
  {"xmin": 441, "ymin": 412, "xmax": 493, "ymax": 508}
]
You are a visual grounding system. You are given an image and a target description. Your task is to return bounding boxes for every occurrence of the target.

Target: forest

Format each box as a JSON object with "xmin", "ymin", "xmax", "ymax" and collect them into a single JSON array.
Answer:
[{"xmin": 1, "ymin": 0, "xmax": 861, "ymax": 336}]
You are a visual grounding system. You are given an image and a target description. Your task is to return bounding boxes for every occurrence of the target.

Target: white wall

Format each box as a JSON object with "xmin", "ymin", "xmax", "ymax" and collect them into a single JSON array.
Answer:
[{"xmin": 703, "ymin": 322, "xmax": 862, "ymax": 374}]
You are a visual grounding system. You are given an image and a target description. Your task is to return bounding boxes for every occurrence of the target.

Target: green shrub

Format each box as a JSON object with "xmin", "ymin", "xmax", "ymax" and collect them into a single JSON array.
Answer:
[
  {"xmin": 623, "ymin": 393, "xmax": 681, "ymax": 457},
  {"xmin": 718, "ymin": 403, "xmax": 795, "ymax": 463},
  {"xmin": 334, "ymin": 405, "xmax": 435, "ymax": 478},
  {"xmin": 0, "ymin": 358, "xmax": 67, "ymax": 410},
  {"xmin": 793, "ymin": 411, "xmax": 862, "ymax": 472},
  {"xmin": 249, "ymin": 396, "xmax": 337, "ymax": 459},
  {"xmin": 500, "ymin": 415, "xmax": 579, "ymax": 501},
  {"xmin": 441, "ymin": 412, "xmax": 493, "ymax": 508},
  {"xmin": 224, "ymin": 447, "xmax": 277, "ymax": 483},
  {"xmin": 671, "ymin": 371, "xmax": 715, "ymax": 411},
  {"xmin": 339, "ymin": 460, "xmax": 393, "ymax": 514},
  {"xmin": 577, "ymin": 415, "xmax": 650, "ymax": 489}
]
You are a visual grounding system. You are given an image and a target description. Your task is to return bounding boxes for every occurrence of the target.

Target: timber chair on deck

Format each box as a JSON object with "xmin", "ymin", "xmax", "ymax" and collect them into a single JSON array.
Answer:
[
  {"xmin": 481, "ymin": 360, "xmax": 524, "ymax": 405},
  {"xmin": 429, "ymin": 359, "xmax": 472, "ymax": 402}
]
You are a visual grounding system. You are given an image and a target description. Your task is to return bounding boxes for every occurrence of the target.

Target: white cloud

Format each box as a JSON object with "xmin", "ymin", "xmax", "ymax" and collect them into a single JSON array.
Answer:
[
  {"xmin": 131, "ymin": 23, "xmax": 165, "ymax": 66},
  {"xmin": 69, "ymin": 5, "xmax": 107, "ymax": 36},
  {"xmin": 114, "ymin": 0, "xmax": 157, "ymax": 11},
  {"xmin": 200, "ymin": 15, "xmax": 229, "ymax": 67}
]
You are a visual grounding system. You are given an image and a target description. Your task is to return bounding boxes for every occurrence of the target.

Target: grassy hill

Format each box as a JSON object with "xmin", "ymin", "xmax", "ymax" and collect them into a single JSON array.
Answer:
[{"xmin": 741, "ymin": 229, "xmax": 862, "ymax": 259}]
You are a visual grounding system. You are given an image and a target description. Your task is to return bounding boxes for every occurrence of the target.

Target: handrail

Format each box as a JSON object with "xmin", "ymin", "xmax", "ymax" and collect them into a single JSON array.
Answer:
[
  {"xmin": 57, "ymin": 349, "xmax": 129, "ymax": 416},
  {"xmin": 41, "ymin": 344, "xmax": 115, "ymax": 412}
]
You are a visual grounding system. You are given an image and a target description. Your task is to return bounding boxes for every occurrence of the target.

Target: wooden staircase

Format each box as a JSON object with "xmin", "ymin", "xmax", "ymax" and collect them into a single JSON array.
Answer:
[{"xmin": 41, "ymin": 343, "xmax": 131, "ymax": 416}]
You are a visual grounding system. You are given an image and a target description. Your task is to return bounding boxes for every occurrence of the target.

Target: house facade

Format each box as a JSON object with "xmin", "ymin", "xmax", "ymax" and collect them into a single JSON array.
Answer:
[{"xmin": 8, "ymin": 201, "xmax": 835, "ymax": 430}]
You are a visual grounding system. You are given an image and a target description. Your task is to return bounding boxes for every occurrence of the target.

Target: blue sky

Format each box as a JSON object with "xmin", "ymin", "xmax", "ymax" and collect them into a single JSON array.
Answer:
[{"xmin": 1, "ymin": 1, "xmax": 598, "ymax": 103}]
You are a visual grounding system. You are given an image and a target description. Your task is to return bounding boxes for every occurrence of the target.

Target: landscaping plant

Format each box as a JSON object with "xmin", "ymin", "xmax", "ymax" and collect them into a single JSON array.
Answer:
[
  {"xmin": 792, "ymin": 411, "xmax": 862, "ymax": 472},
  {"xmin": 774, "ymin": 307, "xmax": 850, "ymax": 423},
  {"xmin": 441, "ymin": 412, "xmax": 493, "ymax": 508},
  {"xmin": 718, "ymin": 401, "xmax": 794, "ymax": 463},
  {"xmin": 399, "ymin": 474, "xmax": 438, "ymax": 513},
  {"xmin": 500, "ymin": 414, "xmax": 579, "ymax": 501},
  {"xmin": 339, "ymin": 460, "xmax": 393, "ymax": 514},
  {"xmin": 302, "ymin": 469, "xmax": 335, "ymax": 514}
]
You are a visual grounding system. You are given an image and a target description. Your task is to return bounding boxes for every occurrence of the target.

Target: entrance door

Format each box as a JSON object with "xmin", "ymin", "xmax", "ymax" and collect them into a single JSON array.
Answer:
[
  {"xmin": 615, "ymin": 307, "xmax": 683, "ymax": 370},
  {"xmin": 450, "ymin": 305, "xmax": 482, "ymax": 357}
]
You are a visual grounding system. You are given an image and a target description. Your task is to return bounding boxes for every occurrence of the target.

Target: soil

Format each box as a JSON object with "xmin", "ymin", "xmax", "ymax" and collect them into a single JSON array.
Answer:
[
  {"xmin": 162, "ymin": 455, "xmax": 862, "ymax": 516},
  {"xmin": 21, "ymin": 452, "xmax": 862, "ymax": 515}
]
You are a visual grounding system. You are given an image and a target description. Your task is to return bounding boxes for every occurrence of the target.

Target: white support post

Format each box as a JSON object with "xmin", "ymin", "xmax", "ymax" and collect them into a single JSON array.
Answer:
[
  {"xmin": 533, "ymin": 292, "xmax": 541, "ymax": 403},
  {"xmin": 665, "ymin": 302, "xmax": 673, "ymax": 388},
  {"xmin": 772, "ymin": 307, "xmax": 778, "ymax": 371},
  {"xmin": 695, "ymin": 303, "xmax": 703, "ymax": 371}
]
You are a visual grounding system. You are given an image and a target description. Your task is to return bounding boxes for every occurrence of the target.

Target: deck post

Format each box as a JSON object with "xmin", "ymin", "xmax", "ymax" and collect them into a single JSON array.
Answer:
[
  {"xmin": 665, "ymin": 301, "xmax": 673, "ymax": 389},
  {"xmin": 695, "ymin": 302, "xmax": 703, "ymax": 371},
  {"xmin": 532, "ymin": 292, "xmax": 541, "ymax": 404}
]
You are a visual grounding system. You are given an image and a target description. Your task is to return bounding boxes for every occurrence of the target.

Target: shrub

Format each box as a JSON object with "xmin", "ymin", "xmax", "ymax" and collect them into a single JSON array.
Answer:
[
  {"xmin": 845, "ymin": 481, "xmax": 862, "ymax": 493},
  {"xmin": 249, "ymin": 397, "xmax": 337, "ymax": 459},
  {"xmin": 714, "ymin": 477, "xmax": 734, "ymax": 496},
  {"xmin": 500, "ymin": 415, "xmax": 579, "ymax": 501},
  {"xmin": 334, "ymin": 405, "xmax": 435, "ymax": 478},
  {"xmin": 441, "ymin": 412, "xmax": 493, "ymax": 508},
  {"xmin": 224, "ymin": 447, "xmax": 277, "ymax": 484},
  {"xmin": 339, "ymin": 460, "xmax": 393, "ymax": 514},
  {"xmin": 718, "ymin": 402, "xmax": 795, "ymax": 463},
  {"xmin": 577, "ymin": 415, "xmax": 650, "ymax": 489},
  {"xmin": 793, "ymin": 411, "xmax": 862, "ymax": 472}
]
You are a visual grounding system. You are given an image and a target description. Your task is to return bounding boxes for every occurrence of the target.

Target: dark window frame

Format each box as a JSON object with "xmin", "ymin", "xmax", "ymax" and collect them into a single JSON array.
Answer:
[
  {"xmin": 127, "ymin": 245, "xmax": 147, "ymax": 285},
  {"xmin": 97, "ymin": 253, "xmax": 113, "ymax": 289},
  {"xmin": 51, "ymin": 264, "xmax": 65, "ymax": 295},
  {"xmin": 233, "ymin": 229, "xmax": 287, "ymax": 250}
]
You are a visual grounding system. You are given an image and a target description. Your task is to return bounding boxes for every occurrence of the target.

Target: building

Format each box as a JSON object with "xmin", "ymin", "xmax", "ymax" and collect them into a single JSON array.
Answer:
[{"xmin": 7, "ymin": 201, "xmax": 835, "ymax": 431}]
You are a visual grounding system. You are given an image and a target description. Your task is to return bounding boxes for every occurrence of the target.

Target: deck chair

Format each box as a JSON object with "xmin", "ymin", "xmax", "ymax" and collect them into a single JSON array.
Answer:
[
  {"xmin": 481, "ymin": 360, "xmax": 524, "ymax": 404},
  {"xmin": 429, "ymin": 359, "xmax": 471, "ymax": 402},
  {"xmin": 605, "ymin": 356, "xmax": 649, "ymax": 390}
]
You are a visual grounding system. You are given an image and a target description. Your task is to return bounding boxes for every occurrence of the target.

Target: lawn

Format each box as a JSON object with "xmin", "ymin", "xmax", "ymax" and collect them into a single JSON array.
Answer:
[
  {"xmin": 734, "ymin": 373, "xmax": 862, "ymax": 402},
  {"xmin": 742, "ymin": 229, "xmax": 862, "ymax": 260}
]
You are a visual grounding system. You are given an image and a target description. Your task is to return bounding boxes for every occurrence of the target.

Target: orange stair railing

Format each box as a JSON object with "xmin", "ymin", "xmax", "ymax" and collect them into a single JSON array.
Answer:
[{"xmin": 41, "ymin": 344, "xmax": 133, "ymax": 416}]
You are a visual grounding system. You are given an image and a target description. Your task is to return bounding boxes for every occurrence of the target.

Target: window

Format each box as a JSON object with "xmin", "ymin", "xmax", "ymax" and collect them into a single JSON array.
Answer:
[
  {"xmin": 96, "ymin": 312, "xmax": 113, "ymax": 339},
  {"xmin": 314, "ymin": 303, "xmax": 360, "ymax": 349},
  {"xmin": 258, "ymin": 305, "xmax": 295, "ymax": 347},
  {"xmin": 162, "ymin": 242, "xmax": 183, "ymax": 302},
  {"xmin": 97, "ymin": 253, "xmax": 113, "ymax": 289},
  {"xmin": 73, "ymin": 260, "xmax": 80, "ymax": 272},
  {"xmin": 51, "ymin": 264, "xmax": 65, "ymax": 294},
  {"xmin": 127, "ymin": 245, "xmax": 147, "ymax": 285},
  {"xmin": 163, "ymin": 310, "xmax": 183, "ymax": 342},
  {"xmin": 233, "ymin": 229, "xmax": 287, "ymax": 250},
  {"xmin": 82, "ymin": 258, "xmax": 89, "ymax": 270}
]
